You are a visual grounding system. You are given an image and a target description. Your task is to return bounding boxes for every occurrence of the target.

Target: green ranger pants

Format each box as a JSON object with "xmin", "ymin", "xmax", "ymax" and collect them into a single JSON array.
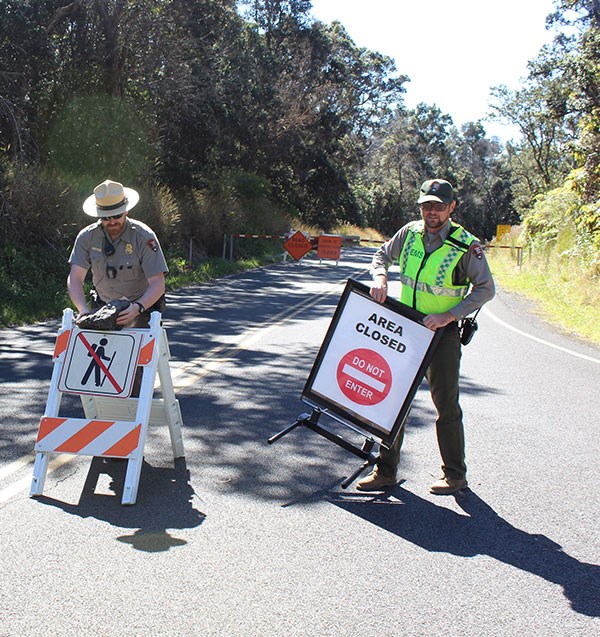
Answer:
[{"xmin": 376, "ymin": 322, "xmax": 466, "ymax": 480}]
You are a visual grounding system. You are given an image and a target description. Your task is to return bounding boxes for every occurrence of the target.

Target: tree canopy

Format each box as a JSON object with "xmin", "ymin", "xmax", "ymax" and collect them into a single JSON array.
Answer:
[{"xmin": 0, "ymin": 0, "xmax": 597, "ymax": 259}]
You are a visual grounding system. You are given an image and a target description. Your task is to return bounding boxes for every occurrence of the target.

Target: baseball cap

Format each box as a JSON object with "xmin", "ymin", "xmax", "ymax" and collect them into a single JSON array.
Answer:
[{"xmin": 417, "ymin": 179, "xmax": 455, "ymax": 204}]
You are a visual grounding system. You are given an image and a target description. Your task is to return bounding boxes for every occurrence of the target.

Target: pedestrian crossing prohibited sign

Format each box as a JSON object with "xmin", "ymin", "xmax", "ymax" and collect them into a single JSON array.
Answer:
[{"xmin": 58, "ymin": 330, "xmax": 143, "ymax": 397}]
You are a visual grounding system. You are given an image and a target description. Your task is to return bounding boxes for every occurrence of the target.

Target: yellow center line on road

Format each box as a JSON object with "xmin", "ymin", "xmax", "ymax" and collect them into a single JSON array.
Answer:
[
  {"xmin": 0, "ymin": 272, "xmax": 364, "ymax": 503},
  {"xmin": 0, "ymin": 455, "xmax": 36, "ymax": 481}
]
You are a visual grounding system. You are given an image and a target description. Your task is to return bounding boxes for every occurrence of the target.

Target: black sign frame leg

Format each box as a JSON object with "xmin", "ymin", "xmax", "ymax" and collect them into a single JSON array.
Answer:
[
  {"xmin": 268, "ymin": 405, "xmax": 414, "ymax": 488},
  {"xmin": 268, "ymin": 407, "xmax": 384, "ymax": 489}
]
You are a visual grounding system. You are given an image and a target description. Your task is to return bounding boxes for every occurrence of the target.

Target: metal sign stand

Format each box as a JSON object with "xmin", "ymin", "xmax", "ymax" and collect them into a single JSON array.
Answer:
[
  {"xmin": 268, "ymin": 407, "xmax": 377, "ymax": 488},
  {"xmin": 268, "ymin": 406, "xmax": 409, "ymax": 489},
  {"xmin": 30, "ymin": 308, "xmax": 185, "ymax": 505}
]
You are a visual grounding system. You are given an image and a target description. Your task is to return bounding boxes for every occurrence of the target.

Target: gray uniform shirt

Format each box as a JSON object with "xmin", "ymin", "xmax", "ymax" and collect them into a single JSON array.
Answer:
[
  {"xmin": 371, "ymin": 220, "xmax": 495, "ymax": 320},
  {"xmin": 69, "ymin": 218, "xmax": 168, "ymax": 303}
]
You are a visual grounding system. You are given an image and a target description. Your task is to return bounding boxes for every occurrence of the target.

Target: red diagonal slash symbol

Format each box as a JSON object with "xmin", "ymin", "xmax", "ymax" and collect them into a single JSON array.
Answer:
[{"xmin": 78, "ymin": 332, "xmax": 123, "ymax": 393}]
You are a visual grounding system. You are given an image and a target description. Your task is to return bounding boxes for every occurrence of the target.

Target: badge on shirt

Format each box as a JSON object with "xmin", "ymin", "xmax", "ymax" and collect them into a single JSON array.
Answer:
[
  {"xmin": 470, "ymin": 244, "xmax": 484, "ymax": 260},
  {"xmin": 125, "ymin": 243, "xmax": 133, "ymax": 255},
  {"xmin": 147, "ymin": 238, "xmax": 158, "ymax": 252}
]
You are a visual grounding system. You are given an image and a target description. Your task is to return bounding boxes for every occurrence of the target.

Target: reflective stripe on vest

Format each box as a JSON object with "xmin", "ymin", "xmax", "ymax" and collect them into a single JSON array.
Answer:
[{"xmin": 398, "ymin": 221, "xmax": 476, "ymax": 314}]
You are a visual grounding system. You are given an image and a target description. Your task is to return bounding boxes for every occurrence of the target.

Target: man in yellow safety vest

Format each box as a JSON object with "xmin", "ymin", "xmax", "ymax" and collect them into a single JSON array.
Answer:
[{"xmin": 357, "ymin": 179, "xmax": 495, "ymax": 495}]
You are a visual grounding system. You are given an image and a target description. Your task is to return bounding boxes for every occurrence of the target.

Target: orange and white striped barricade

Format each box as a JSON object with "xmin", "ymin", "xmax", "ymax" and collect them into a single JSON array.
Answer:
[{"xmin": 30, "ymin": 308, "xmax": 185, "ymax": 505}]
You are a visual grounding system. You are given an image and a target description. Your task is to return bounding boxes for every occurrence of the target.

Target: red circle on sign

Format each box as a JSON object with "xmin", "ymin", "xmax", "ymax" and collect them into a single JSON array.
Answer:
[{"xmin": 336, "ymin": 348, "xmax": 392, "ymax": 406}]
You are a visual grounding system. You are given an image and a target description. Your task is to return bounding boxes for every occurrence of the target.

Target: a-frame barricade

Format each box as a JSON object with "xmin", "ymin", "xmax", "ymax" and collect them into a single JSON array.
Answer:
[{"xmin": 30, "ymin": 308, "xmax": 185, "ymax": 505}]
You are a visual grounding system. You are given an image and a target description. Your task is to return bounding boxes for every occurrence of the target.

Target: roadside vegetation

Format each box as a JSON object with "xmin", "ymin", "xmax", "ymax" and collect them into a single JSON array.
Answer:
[
  {"xmin": 488, "ymin": 250, "xmax": 600, "ymax": 346},
  {"xmin": 0, "ymin": 251, "xmax": 269, "ymax": 327},
  {"xmin": 487, "ymin": 175, "xmax": 600, "ymax": 346},
  {"xmin": 0, "ymin": 220, "xmax": 384, "ymax": 328},
  {"xmin": 0, "ymin": 1, "xmax": 598, "ymax": 343}
]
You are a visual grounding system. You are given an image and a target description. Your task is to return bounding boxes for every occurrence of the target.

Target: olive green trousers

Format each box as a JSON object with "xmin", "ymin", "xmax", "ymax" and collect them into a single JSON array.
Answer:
[{"xmin": 376, "ymin": 323, "xmax": 466, "ymax": 480}]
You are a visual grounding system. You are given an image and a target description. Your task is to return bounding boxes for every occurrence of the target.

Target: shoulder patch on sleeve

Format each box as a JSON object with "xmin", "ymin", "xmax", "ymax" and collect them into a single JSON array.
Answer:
[
  {"xmin": 147, "ymin": 238, "xmax": 158, "ymax": 252},
  {"xmin": 470, "ymin": 243, "xmax": 484, "ymax": 260}
]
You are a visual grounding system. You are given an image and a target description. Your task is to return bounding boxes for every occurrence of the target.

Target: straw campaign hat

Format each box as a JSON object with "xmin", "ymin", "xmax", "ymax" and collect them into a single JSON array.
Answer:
[{"xmin": 82, "ymin": 179, "xmax": 140, "ymax": 217}]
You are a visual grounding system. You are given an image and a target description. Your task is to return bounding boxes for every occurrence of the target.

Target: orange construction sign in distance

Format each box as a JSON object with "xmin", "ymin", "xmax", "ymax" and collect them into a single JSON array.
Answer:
[
  {"xmin": 284, "ymin": 231, "xmax": 313, "ymax": 261},
  {"xmin": 317, "ymin": 234, "xmax": 342, "ymax": 260}
]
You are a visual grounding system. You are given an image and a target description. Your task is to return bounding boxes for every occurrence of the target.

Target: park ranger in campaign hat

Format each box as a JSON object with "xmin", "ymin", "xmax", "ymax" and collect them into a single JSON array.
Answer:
[{"xmin": 68, "ymin": 179, "xmax": 168, "ymax": 329}]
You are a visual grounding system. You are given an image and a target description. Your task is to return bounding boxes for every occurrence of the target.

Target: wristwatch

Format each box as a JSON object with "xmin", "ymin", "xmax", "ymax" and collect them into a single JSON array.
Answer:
[{"xmin": 134, "ymin": 301, "xmax": 145, "ymax": 314}]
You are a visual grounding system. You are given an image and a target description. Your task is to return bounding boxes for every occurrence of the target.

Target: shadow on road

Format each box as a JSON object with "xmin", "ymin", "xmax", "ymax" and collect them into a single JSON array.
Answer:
[
  {"xmin": 34, "ymin": 457, "xmax": 205, "ymax": 553},
  {"xmin": 173, "ymin": 331, "xmax": 503, "ymax": 505},
  {"xmin": 328, "ymin": 487, "xmax": 600, "ymax": 617}
]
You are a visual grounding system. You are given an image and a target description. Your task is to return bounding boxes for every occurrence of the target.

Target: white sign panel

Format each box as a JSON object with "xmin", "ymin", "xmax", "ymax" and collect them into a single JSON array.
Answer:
[
  {"xmin": 58, "ymin": 329, "xmax": 143, "ymax": 397},
  {"xmin": 303, "ymin": 280, "xmax": 441, "ymax": 445}
]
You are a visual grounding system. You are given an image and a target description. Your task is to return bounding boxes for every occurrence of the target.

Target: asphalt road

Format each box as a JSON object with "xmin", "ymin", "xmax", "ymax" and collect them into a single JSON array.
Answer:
[{"xmin": 1, "ymin": 246, "xmax": 599, "ymax": 637}]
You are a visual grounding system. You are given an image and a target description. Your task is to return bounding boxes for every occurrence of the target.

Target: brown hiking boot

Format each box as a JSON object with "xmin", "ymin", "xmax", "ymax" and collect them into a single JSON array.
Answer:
[
  {"xmin": 429, "ymin": 476, "xmax": 468, "ymax": 495},
  {"xmin": 356, "ymin": 468, "xmax": 398, "ymax": 491}
]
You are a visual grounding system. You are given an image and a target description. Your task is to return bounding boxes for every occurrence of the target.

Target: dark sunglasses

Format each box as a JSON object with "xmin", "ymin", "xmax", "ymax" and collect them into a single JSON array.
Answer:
[
  {"xmin": 100, "ymin": 212, "xmax": 125, "ymax": 222},
  {"xmin": 420, "ymin": 202, "xmax": 449, "ymax": 212}
]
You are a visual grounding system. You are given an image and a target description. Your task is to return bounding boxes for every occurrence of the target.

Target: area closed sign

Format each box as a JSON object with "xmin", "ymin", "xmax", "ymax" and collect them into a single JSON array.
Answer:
[{"xmin": 303, "ymin": 279, "xmax": 442, "ymax": 445}]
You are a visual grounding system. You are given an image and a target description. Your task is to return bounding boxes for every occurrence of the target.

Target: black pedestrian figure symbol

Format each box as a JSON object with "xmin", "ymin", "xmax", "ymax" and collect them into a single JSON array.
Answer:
[{"xmin": 81, "ymin": 338, "xmax": 112, "ymax": 387}]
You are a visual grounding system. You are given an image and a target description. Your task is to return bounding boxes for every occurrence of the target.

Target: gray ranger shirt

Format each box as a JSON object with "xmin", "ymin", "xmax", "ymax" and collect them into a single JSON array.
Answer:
[{"xmin": 69, "ymin": 218, "xmax": 168, "ymax": 303}]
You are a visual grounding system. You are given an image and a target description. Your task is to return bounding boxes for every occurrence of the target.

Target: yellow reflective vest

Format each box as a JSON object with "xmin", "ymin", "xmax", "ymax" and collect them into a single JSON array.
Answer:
[{"xmin": 398, "ymin": 220, "xmax": 477, "ymax": 314}]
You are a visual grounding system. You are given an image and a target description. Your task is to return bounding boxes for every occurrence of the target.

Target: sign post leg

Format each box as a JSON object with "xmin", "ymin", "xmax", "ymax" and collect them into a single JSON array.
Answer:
[
  {"xmin": 30, "ymin": 309, "xmax": 73, "ymax": 497},
  {"xmin": 122, "ymin": 454, "xmax": 144, "ymax": 506},
  {"xmin": 30, "ymin": 452, "xmax": 50, "ymax": 496},
  {"xmin": 267, "ymin": 415, "xmax": 306, "ymax": 445},
  {"xmin": 157, "ymin": 329, "xmax": 185, "ymax": 459},
  {"xmin": 120, "ymin": 313, "xmax": 162, "ymax": 505},
  {"xmin": 340, "ymin": 439, "xmax": 376, "ymax": 489}
]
